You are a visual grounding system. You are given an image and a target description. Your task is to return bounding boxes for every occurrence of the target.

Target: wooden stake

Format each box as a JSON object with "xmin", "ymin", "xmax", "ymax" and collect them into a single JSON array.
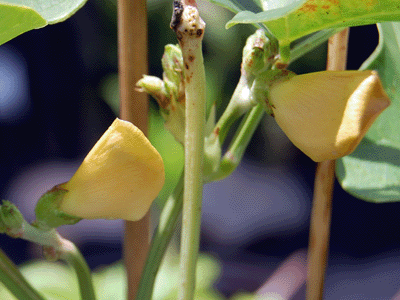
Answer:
[
  {"xmin": 306, "ymin": 28, "xmax": 349, "ymax": 300},
  {"xmin": 117, "ymin": 0, "xmax": 150, "ymax": 299}
]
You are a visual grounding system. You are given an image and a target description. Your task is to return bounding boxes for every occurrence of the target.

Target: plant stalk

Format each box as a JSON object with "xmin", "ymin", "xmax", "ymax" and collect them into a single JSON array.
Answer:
[
  {"xmin": 21, "ymin": 224, "xmax": 96, "ymax": 300},
  {"xmin": 0, "ymin": 249, "xmax": 45, "ymax": 300},
  {"xmin": 117, "ymin": 0, "xmax": 150, "ymax": 298},
  {"xmin": 306, "ymin": 27, "xmax": 349, "ymax": 300},
  {"xmin": 210, "ymin": 103, "xmax": 264, "ymax": 181},
  {"xmin": 136, "ymin": 172, "xmax": 184, "ymax": 300},
  {"xmin": 171, "ymin": 1, "xmax": 206, "ymax": 298},
  {"xmin": 60, "ymin": 240, "xmax": 96, "ymax": 300}
]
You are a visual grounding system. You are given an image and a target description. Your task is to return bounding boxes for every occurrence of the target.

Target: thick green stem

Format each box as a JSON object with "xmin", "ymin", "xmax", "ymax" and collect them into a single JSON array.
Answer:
[
  {"xmin": 136, "ymin": 173, "xmax": 184, "ymax": 300},
  {"xmin": 171, "ymin": 2, "xmax": 206, "ymax": 299},
  {"xmin": 0, "ymin": 249, "xmax": 45, "ymax": 300}
]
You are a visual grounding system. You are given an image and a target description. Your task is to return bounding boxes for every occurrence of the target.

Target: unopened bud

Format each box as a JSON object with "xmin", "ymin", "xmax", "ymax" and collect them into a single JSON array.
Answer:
[
  {"xmin": 242, "ymin": 29, "xmax": 274, "ymax": 75},
  {"xmin": 162, "ymin": 44, "xmax": 184, "ymax": 88},
  {"xmin": 0, "ymin": 201, "xmax": 25, "ymax": 238},
  {"xmin": 136, "ymin": 75, "xmax": 169, "ymax": 109}
]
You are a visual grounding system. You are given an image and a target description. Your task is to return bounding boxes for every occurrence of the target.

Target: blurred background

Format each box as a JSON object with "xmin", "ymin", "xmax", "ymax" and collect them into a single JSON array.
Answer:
[{"xmin": 1, "ymin": 0, "xmax": 400, "ymax": 299}]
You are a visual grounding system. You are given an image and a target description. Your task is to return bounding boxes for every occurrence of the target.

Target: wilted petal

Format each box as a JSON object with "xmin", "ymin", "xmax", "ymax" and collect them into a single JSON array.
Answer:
[{"xmin": 59, "ymin": 118, "xmax": 165, "ymax": 221}]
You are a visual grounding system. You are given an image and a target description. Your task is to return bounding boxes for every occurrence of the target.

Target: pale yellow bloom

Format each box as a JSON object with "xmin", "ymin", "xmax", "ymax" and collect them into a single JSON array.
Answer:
[
  {"xmin": 269, "ymin": 70, "xmax": 390, "ymax": 162},
  {"xmin": 59, "ymin": 118, "xmax": 165, "ymax": 221}
]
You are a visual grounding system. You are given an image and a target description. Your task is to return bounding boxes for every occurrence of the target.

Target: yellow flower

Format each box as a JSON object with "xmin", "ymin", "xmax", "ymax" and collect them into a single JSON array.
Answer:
[
  {"xmin": 59, "ymin": 118, "xmax": 165, "ymax": 221},
  {"xmin": 268, "ymin": 70, "xmax": 390, "ymax": 162}
]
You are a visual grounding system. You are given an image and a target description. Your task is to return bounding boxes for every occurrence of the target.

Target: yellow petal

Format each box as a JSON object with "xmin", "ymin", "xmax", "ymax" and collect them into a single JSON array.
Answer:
[
  {"xmin": 269, "ymin": 70, "xmax": 390, "ymax": 162},
  {"xmin": 59, "ymin": 118, "xmax": 165, "ymax": 221}
]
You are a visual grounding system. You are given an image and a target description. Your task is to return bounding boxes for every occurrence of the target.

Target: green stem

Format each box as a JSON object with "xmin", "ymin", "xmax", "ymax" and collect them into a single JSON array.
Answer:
[
  {"xmin": 171, "ymin": 2, "xmax": 207, "ymax": 299},
  {"xmin": 289, "ymin": 28, "xmax": 343, "ymax": 63},
  {"xmin": 213, "ymin": 72, "xmax": 255, "ymax": 145},
  {"xmin": 60, "ymin": 240, "xmax": 96, "ymax": 300},
  {"xmin": 0, "ymin": 249, "xmax": 45, "ymax": 300},
  {"xmin": 135, "ymin": 173, "xmax": 184, "ymax": 300},
  {"xmin": 211, "ymin": 104, "xmax": 265, "ymax": 181},
  {"xmin": 21, "ymin": 224, "xmax": 96, "ymax": 300}
]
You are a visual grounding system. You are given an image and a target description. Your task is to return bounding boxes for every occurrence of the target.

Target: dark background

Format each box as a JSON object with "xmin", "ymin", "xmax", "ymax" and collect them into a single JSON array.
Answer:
[{"xmin": 1, "ymin": 0, "xmax": 400, "ymax": 299}]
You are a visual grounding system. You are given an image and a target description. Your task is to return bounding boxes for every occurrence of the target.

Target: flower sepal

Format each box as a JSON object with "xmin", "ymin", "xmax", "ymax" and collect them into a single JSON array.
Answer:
[{"xmin": 35, "ymin": 186, "xmax": 82, "ymax": 230}]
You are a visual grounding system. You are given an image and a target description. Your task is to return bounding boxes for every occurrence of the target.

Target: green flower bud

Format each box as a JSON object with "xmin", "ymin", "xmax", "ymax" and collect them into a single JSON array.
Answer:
[
  {"xmin": 137, "ymin": 44, "xmax": 186, "ymax": 144},
  {"xmin": 0, "ymin": 201, "xmax": 26, "ymax": 238},
  {"xmin": 162, "ymin": 44, "xmax": 184, "ymax": 88},
  {"xmin": 0, "ymin": 206, "xmax": 6, "ymax": 234},
  {"xmin": 136, "ymin": 75, "xmax": 169, "ymax": 109},
  {"xmin": 242, "ymin": 29, "xmax": 274, "ymax": 75}
]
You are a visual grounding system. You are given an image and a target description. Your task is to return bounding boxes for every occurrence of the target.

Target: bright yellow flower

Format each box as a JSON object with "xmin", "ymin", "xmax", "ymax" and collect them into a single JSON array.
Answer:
[{"xmin": 59, "ymin": 118, "xmax": 165, "ymax": 221}]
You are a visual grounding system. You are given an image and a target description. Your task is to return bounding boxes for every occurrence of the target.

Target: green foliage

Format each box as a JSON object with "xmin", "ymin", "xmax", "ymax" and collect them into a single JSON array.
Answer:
[
  {"xmin": 0, "ymin": 252, "xmax": 227, "ymax": 300},
  {"xmin": 219, "ymin": 0, "xmax": 400, "ymax": 60},
  {"xmin": 0, "ymin": 0, "xmax": 88, "ymax": 45},
  {"xmin": 336, "ymin": 22, "xmax": 400, "ymax": 202},
  {"xmin": 0, "ymin": 261, "xmax": 79, "ymax": 300}
]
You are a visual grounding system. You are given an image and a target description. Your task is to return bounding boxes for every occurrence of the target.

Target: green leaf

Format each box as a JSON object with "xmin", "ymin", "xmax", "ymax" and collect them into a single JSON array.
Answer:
[
  {"xmin": 336, "ymin": 22, "xmax": 400, "ymax": 202},
  {"xmin": 226, "ymin": 0, "xmax": 400, "ymax": 55},
  {"xmin": 0, "ymin": 5, "xmax": 46, "ymax": 46},
  {"xmin": 205, "ymin": 0, "xmax": 247, "ymax": 14},
  {"xmin": 0, "ymin": 260, "xmax": 80, "ymax": 300},
  {"xmin": 0, "ymin": 0, "xmax": 88, "ymax": 46}
]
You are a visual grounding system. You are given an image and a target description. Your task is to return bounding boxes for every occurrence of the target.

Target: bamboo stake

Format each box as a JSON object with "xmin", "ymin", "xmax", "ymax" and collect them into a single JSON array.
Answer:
[
  {"xmin": 306, "ymin": 28, "xmax": 349, "ymax": 300},
  {"xmin": 117, "ymin": 0, "xmax": 150, "ymax": 299}
]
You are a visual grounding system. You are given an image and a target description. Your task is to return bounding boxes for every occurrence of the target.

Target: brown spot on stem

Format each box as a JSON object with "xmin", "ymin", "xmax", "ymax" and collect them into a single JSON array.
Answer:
[
  {"xmin": 188, "ymin": 55, "xmax": 195, "ymax": 62},
  {"xmin": 196, "ymin": 29, "xmax": 203, "ymax": 37},
  {"xmin": 214, "ymin": 127, "xmax": 220, "ymax": 136},
  {"xmin": 185, "ymin": 63, "xmax": 189, "ymax": 70}
]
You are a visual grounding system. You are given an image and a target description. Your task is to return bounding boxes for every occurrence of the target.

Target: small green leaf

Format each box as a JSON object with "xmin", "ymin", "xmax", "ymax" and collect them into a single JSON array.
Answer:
[
  {"xmin": 227, "ymin": 0, "xmax": 400, "ymax": 56},
  {"xmin": 0, "ymin": 0, "xmax": 88, "ymax": 46},
  {"xmin": 336, "ymin": 22, "xmax": 400, "ymax": 202}
]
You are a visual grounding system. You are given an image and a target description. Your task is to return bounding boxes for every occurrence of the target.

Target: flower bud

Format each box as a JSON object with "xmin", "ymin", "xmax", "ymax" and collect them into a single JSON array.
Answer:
[
  {"xmin": 162, "ymin": 44, "xmax": 184, "ymax": 88},
  {"xmin": 136, "ymin": 44, "xmax": 185, "ymax": 144},
  {"xmin": 136, "ymin": 75, "xmax": 167, "ymax": 108},
  {"xmin": 0, "ymin": 201, "xmax": 25, "ymax": 238},
  {"xmin": 263, "ymin": 70, "xmax": 390, "ymax": 162},
  {"xmin": 0, "ymin": 211, "xmax": 6, "ymax": 234},
  {"xmin": 57, "ymin": 118, "xmax": 165, "ymax": 222},
  {"xmin": 242, "ymin": 29, "xmax": 275, "ymax": 75}
]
